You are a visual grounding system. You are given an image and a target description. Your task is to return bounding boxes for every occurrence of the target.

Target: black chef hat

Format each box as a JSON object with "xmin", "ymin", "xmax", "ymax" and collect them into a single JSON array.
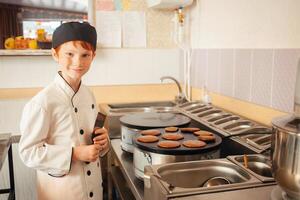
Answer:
[{"xmin": 52, "ymin": 22, "xmax": 97, "ymax": 50}]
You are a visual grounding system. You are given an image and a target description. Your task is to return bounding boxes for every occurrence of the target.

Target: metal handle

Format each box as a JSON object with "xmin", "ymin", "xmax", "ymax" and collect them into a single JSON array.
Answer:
[
  {"xmin": 294, "ymin": 63, "xmax": 300, "ymax": 115},
  {"xmin": 143, "ymin": 152, "xmax": 152, "ymax": 165},
  {"xmin": 143, "ymin": 174, "xmax": 151, "ymax": 189}
]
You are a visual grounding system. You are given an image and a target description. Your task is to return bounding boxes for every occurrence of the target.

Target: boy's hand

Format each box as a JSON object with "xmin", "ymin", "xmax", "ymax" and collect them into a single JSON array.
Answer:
[
  {"xmin": 92, "ymin": 127, "xmax": 109, "ymax": 152},
  {"xmin": 72, "ymin": 144, "xmax": 101, "ymax": 162}
]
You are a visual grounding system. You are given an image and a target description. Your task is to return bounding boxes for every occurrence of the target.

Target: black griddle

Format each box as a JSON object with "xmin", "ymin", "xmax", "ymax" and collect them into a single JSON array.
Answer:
[
  {"xmin": 120, "ymin": 112, "xmax": 191, "ymax": 129},
  {"xmin": 133, "ymin": 128, "xmax": 222, "ymax": 155}
]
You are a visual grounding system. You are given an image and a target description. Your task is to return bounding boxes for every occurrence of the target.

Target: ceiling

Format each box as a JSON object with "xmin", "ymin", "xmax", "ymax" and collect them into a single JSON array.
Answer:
[{"xmin": 0, "ymin": 0, "xmax": 88, "ymax": 13}]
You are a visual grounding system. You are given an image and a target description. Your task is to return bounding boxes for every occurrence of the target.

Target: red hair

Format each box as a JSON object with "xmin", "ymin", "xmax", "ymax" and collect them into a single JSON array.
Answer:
[{"xmin": 55, "ymin": 40, "xmax": 95, "ymax": 53}]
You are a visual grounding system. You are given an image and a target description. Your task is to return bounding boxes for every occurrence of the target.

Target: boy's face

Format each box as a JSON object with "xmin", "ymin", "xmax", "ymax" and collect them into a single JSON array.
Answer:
[{"xmin": 51, "ymin": 41, "xmax": 95, "ymax": 83}]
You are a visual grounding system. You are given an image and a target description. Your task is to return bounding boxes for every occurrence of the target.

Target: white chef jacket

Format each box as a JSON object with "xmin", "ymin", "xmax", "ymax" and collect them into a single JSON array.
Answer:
[{"xmin": 19, "ymin": 72, "xmax": 104, "ymax": 200}]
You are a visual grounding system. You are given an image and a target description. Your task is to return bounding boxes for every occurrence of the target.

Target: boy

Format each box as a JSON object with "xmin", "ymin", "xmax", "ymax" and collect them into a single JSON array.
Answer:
[{"xmin": 19, "ymin": 22, "xmax": 109, "ymax": 200}]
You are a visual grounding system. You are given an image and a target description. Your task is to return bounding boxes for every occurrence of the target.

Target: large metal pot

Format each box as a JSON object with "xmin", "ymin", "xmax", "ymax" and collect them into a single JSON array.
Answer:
[
  {"xmin": 271, "ymin": 115, "xmax": 300, "ymax": 200},
  {"xmin": 134, "ymin": 147, "xmax": 220, "ymax": 180}
]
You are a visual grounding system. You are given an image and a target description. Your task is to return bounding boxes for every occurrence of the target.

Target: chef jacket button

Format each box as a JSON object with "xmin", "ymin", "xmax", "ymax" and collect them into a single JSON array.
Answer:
[
  {"xmin": 97, "ymin": 162, "xmax": 100, "ymax": 167},
  {"xmin": 91, "ymin": 104, "xmax": 95, "ymax": 109},
  {"xmin": 80, "ymin": 129, "xmax": 84, "ymax": 135},
  {"xmin": 87, "ymin": 170, "xmax": 91, "ymax": 176},
  {"xmin": 89, "ymin": 192, "xmax": 93, "ymax": 197},
  {"xmin": 74, "ymin": 107, "xmax": 78, "ymax": 113}
]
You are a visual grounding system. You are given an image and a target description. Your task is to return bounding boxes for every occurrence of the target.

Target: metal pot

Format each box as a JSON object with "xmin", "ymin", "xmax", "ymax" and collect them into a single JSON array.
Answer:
[
  {"xmin": 134, "ymin": 147, "xmax": 220, "ymax": 180},
  {"xmin": 271, "ymin": 115, "xmax": 300, "ymax": 200},
  {"xmin": 121, "ymin": 125, "xmax": 139, "ymax": 153}
]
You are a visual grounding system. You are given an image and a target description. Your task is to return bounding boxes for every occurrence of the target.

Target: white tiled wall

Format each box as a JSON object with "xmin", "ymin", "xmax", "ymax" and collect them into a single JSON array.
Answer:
[
  {"xmin": 196, "ymin": 49, "xmax": 207, "ymax": 88},
  {"xmin": 191, "ymin": 48, "xmax": 300, "ymax": 113},
  {"xmin": 234, "ymin": 49, "xmax": 252, "ymax": 101},
  {"xmin": 207, "ymin": 49, "xmax": 220, "ymax": 93},
  {"xmin": 272, "ymin": 49, "xmax": 300, "ymax": 112},
  {"xmin": 251, "ymin": 49, "xmax": 273, "ymax": 107},
  {"xmin": 219, "ymin": 49, "xmax": 234, "ymax": 97}
]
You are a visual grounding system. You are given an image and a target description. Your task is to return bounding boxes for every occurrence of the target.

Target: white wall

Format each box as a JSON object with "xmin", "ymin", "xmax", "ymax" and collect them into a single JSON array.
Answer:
[
  {"xmin": 190, "ymin": 0, "xmax": 300, "ymax": 48},
  {"xmin": 0, "ymin": 48, "xmax": 180, "ymax": 88}
]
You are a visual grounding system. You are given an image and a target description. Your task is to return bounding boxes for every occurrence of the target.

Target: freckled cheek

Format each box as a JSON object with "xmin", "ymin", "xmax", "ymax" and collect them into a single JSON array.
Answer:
[{"xmin": 81, "ymin": 60, "xmax": 93, "ymax": 68}]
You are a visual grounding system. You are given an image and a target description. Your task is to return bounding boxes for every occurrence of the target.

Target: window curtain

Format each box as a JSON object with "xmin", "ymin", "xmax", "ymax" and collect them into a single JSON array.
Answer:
[{"xmin": 0, "ymin": 3, "xmax": 23, "ymax": 49}]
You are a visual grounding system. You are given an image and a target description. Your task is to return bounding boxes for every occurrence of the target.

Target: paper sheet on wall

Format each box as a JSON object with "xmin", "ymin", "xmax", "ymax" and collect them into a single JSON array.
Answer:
[
  {"xmin": 122, "ymin": 0, "xmax": 131, "ymax": 10},
  {"xmin": 122, "ymin": 11, "xmax": 147, "ymax": 48},
  {"xmin": 113, "ymin": 0, "xmax": 123, "ymax": 10},
  {"xmin": 96, "ymin": 0, "xmax": 115, "ymax": 11},
  {"xmin": 96, "ymin": 11, "xmax": 122, "ymax": 47}
]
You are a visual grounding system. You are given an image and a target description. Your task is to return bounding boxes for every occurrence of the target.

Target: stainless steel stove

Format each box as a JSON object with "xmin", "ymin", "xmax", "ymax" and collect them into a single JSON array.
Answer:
[{"xmin": 144, "ymin": 155, "xmax": 277, "ymax": 200}]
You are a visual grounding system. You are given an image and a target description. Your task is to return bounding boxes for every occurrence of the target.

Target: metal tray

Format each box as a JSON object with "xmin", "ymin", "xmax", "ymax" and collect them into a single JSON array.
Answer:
[
  {"xmin": 227, "ymin": 154, "xmax": 274, "ymax": 183},
  {"xmin": 144, "ymin": 159, "xmax": 262, "ymax": 196}
]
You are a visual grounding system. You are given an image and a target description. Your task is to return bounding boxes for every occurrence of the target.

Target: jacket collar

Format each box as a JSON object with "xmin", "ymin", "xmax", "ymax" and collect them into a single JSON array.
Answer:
[{"xmin": 54, "ymin": 71, "xmax": 82, "ymax": 100}]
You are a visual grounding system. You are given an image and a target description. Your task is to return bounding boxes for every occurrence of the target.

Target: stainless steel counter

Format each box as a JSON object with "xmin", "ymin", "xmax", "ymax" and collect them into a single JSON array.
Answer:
[
  {"xmin": 172, "ymin": 185, "xmax": 276, "ymax": 200},
  {"xmin": 110, "ymin": 139, "xmax": 277, "ymax": 200},
  {"xmin": 0, "ymin": 133, "xmax": 12, "ymax": 170},
  {"xmin": 0, "ymin": 133, "xmax": 19, "ymax": 199},
  {"xmin": 111, "ymin": 139, "xmax": 144, "ymax": 200}
]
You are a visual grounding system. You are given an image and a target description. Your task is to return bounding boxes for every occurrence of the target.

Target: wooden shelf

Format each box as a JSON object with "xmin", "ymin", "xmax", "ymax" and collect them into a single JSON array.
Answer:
[{"xmin": 0, "ymin": 49, "xmax": 51, "ymax": 56}]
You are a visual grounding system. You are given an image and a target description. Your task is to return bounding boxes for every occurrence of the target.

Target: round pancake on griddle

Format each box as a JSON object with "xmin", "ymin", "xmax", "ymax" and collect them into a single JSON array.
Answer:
[
  {"xmin": 198, "ymin": 135, "xmax": 216, "ymax": 142},
  {"xmin": 164, "ymin": 126, "xmax": 179, "ymax": 132},
  {"xmin": 157, "ymin": 140, "xmax": 181, "ymax": 148},
  {"xmin": 137, "ymin": 135, "xmax": 159, "ymax": 143},
  {"xmin": 140, "ymin": 129, "xmax": 161, "ymax": 136},
  {"xmin": 162, "ymin": 133, "xmax": 184, "ymax": 140},
  {"xmin": 193, "ymin": 130, "xmax": 214, "ymax": 136},
  {"xmin": 180, "ymin": 127, "xmax": 200, "ymax": 133},
  {"xmin": 183, "ymin": 140, "xmax": 207, "ymax": 148}
]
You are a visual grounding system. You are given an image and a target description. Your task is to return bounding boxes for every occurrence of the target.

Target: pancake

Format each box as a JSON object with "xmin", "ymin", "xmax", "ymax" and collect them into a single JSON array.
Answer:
[
  {"xmin": 140, "ymin": 129, "xmax": 161, "ymax": 136},
  {"xmin": 180, "ymin": 127, "xmax": 200, "ymax": 133},
  {"xmin": 183, "ymin": 140, "xmax": 207, "ymax": 148},
  {"xmin": 164, "ymin": 126, "xmax": 179, "ymax": 132},
  {"xmin": 137, "ymin": 135, "xmax": 159, "ymax": 143},
  {"xmin": 193, "ymin": 130, "xmax": 214, "ymax": 136},
  {"xmin": 157, "ymin": 140, "xmax": 181, "ymax": 149},
  {"xmin": 198, "ymin": 135, "xmax": 216, "ymax": 142},
  {"xmin": 162, "ymin": 133, "xmax": 184, "ymax": 140}
]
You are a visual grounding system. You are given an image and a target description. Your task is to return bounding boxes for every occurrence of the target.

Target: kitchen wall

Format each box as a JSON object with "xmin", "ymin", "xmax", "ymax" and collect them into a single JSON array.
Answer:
[
  {"xmin": 189, "ymin": 48, "xmax": 300, "ymax": 113},
  {"xmin": 0, "ymin": 49, "xmax": 180, "ymax": 88},
  {"xmin": 189, "ymin": 0, "xmax": 300, "ymax": 48},
  {"xmin": 186, "ymin": 0, "xmax": 300, "ymax": 115}
]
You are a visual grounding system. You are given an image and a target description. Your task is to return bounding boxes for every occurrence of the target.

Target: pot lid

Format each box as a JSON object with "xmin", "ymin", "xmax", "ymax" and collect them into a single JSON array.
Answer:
[
  {"xmin": 272, "ymin": 114, "xmax": 300, "ymax": 133},
  {"xmin": 120, "ymin": 112, "xmax": 191, "ymax": 129}
]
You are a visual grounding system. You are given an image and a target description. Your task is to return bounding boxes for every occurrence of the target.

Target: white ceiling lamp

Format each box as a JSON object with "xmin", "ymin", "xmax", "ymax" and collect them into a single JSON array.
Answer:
[{"xmin": 147, "ymin": 0, "xmax": 193, "ymax": 9}]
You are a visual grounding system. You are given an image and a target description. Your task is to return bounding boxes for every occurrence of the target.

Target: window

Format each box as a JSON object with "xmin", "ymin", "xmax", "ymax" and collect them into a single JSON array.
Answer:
[{"xmin": 22, "ymin": 21, "xmax": 62, "ymax": 39}]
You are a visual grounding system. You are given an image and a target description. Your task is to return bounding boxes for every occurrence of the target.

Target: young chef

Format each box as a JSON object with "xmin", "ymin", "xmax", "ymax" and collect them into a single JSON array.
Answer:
[{"xmin": 19, "ymin": 22, "xmax": 109, "ymax": 200}]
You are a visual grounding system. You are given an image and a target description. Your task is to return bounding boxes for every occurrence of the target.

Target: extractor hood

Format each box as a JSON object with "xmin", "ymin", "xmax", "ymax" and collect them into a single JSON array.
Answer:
[{"xmin": 147, "ymin": 0, "xmax": 193, "ymax": 9}]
